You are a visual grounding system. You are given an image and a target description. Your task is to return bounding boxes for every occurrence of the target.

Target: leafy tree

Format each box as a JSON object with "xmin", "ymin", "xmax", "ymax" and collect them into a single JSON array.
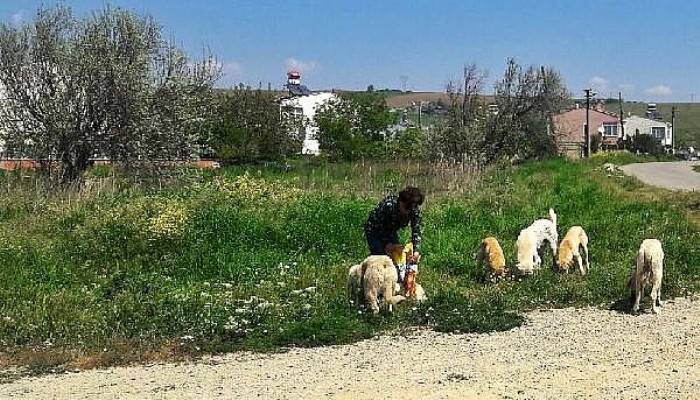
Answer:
[
  {"xmin": 0, "ymin": 5, "xmax": 218, "ymax": 181},
  {"xmin": 209, "ymin": 88, "xmax": 303, "ymax": 163},
  {"xmin": 315, "ymin": 92, "xmax": 394, "ymax": 160}
]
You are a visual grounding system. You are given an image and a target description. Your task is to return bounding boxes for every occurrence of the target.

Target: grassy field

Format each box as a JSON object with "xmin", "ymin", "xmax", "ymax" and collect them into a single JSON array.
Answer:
[{"xmin": 0, "ymin": 154, "xmax": 699, "ymax": 372}]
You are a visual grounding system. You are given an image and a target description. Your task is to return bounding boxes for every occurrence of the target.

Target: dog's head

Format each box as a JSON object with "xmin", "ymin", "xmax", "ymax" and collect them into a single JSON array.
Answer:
[{"xmin": 556, "ymin": 240, "xmax": 574, "ymax": 271}]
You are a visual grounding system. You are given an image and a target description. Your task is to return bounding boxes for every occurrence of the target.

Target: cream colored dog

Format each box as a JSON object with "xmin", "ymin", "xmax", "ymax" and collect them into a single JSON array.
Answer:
[
  {"xmin": 348, "ymin": 255, "xmax": 406, "ymax": 314},
  {"xmin": 477, "ymin": 237, "xmax": 507, "ymax": 281},
  {"xmin": 347, "ymin": 263, "xmax": 365, "ymax": 307},
  {"xmin": 556, "ymin": 226, "xmax": 590, "ymax": 275},
  {"xmin": 629, "ymin": 239, "xmax": 664, "ymax": 314}
]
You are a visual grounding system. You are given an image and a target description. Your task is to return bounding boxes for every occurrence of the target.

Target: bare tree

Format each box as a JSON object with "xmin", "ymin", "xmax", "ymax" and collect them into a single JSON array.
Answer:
[
  {"xmin": 0, "ymin": 5, "xmax": 219, "ymax": 181},
  {"xmin": 446, "ymin": 64, "xmax": 486, "ymax": 127},
  {"xmin": 485, "ymin": 58, "xmax": 569, "ymax": 161},
  {"xmin": 426, "ymin": 64, "xmax": 487, "ymax": 160}
]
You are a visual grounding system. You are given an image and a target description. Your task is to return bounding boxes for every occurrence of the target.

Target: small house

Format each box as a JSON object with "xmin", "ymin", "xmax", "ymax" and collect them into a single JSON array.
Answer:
[{"xmin": 552, "ymin": 106, "xmax": 622, "ymax": 158}]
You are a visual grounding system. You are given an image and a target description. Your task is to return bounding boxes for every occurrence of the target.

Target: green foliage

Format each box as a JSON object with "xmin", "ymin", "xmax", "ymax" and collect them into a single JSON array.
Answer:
[
  {"xmin": 315, "ymin": 92, "xmax": 395, "ymax": 160},
  {"xmin": 389, "ymin": 127, "xmax": 425, "ymax": 158},
  {"xmin": 0, "ymin": 155, "xmax": 698, "ymax": 366},
  {"xmin": 0, "ymin": 5, "xmax": 218, "ymax": 182},
  {"xmin": 630, "ymin": 134, "xmax": 665, "ymax": 155},
  {"xmin": 209, "ymin": 89, "xmax": 303, "ymax": 163}
]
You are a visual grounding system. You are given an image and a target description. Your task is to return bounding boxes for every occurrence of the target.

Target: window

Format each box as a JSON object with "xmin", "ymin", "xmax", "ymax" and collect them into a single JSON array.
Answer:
[
  {"xmin": 603, "ymin": 122, "xmax": 618, "ymax": 137},
  {"xmin": 652, "ymin": 127, "xmax": 665, "ymax": 139}
]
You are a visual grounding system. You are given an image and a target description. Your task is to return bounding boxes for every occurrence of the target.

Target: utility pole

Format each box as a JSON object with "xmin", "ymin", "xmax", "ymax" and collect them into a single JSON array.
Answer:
[
  {"xmin": 671, "ymin": 106, "xmax": 676, "ymax": 152},
  {"xmin": 584, "ymin": 88, "xmax": 593, "ymax": 157},
  {"xmin": 618, "ymin": 91, "xmax": 625, "ymax": 144}
]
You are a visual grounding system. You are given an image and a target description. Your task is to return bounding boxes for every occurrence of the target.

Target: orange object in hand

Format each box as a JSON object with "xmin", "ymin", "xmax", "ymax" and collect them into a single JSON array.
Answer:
[{"xmin": 404, "ymin": 270, "xmax": 417, "ymax": 297}]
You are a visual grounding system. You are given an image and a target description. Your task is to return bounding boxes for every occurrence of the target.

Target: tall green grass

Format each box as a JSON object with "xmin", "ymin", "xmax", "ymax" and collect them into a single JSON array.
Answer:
[{"xmin": 0, "ymin": 155, "xmax": 698, "ymax": 366}]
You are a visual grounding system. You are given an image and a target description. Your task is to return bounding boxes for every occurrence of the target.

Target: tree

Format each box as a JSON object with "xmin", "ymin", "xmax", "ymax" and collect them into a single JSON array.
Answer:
[
  {"xmin": 446, "ymin": 64, "xmax": 487, "ymax": 128},
  {"xmin": 315, "ymin": 92, "xmax": 394, "ymax": 160},
  {"xmin": 0, "ymin": 5, "xmax": 219, "ymax": 181},
  {"xmin": 485, "ymin": 59, "xmax": 569, "ymax": 162},
  {"xmin": 425, "ymin": 64, "xmax": 487, "ymax": 161},
  {"xmin": 425, "ymin": 59, "xmax": 569, "ymax": 163},
  {"xmin": 210, "ymin": 88, "xmax": 303, "ymax": 163}
]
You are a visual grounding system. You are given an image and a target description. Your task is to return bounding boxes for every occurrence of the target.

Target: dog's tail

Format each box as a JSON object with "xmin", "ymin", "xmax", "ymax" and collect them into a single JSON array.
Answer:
[{"xmin": 548, "ymin": 208, "xmax": 557, "ymax": 227}]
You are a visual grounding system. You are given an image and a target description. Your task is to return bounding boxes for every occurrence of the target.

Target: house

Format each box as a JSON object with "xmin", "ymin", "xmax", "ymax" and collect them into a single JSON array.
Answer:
[
  {"xmin": 552, "ymin": 105, "xmax": 622, "ymax": 158},
  {"xmin": 279, "ymin": 71, "xmax": 335, "ymax": 155},
  {"xmin": 623, "ymin": 115, "xmax": 673, "ymax": 147}
]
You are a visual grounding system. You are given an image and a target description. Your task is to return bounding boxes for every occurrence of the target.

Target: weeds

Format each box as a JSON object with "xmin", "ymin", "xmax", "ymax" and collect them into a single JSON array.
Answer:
[{"xmin": 0, "ymin": 154, "xmax": 698, "ymax": 370}]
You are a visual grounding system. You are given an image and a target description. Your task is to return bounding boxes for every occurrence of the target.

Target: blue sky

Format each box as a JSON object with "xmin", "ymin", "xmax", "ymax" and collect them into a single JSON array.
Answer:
[{"xmin": 1, "ymin": 1, "xmax": 700, "ymax": 101}]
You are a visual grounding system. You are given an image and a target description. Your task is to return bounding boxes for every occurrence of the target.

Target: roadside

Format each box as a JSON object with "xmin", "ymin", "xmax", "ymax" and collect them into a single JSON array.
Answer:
[
  {"xmin": 621, "ymin": 160, "xmax": 700, "ymax": 190},
  {"xmin": 1, "ymin": 297, "xmax": 698, "ymax": 399}
]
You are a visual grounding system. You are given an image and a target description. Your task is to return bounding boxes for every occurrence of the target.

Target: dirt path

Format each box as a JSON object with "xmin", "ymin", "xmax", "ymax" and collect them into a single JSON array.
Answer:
[
  {"xmin": 622, "ymin": 161, "xmax": 700, "ymax": 190},
  {"xmin": 1, "ymin": 297, "xmax": 698, "ymax": 399}
]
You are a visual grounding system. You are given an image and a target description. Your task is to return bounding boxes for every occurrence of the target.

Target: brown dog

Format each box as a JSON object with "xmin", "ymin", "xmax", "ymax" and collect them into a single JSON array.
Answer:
[{"xmin": 478, "ymin": 237, "xmax": 507, "ymax": 281}]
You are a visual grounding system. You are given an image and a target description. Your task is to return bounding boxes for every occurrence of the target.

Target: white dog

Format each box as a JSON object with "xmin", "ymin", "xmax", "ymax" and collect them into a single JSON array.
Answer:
[
  {"xmin": 348, "ymin": 255, "xmax": 406, "ymax": 314},
  {"xmin": 629, "ymin": 239, "xmax": 664, "ymax": 314},
  {"xmin": 516, "ymin": 208, "xmax": 558, "ymax": 275}
]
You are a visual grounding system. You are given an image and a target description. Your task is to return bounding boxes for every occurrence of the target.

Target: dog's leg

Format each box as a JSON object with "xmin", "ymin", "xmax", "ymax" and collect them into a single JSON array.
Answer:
[
  {"xmin": 582, "ymin": 243, "xmax": 590, "ymax": 274},
  {"xmin": 575, "ymin": 252, "xmax": 585, "ymax": 275},
  {"xmin": 366, "ymin": 290, "xmax": 379, "ymax": 314},
  {"xmin": 382, "ymin": 282, "xmax": 405, "ymax": 313},
  {"xmin": 652, "ymin": 271, "xmax": 663, "ymax": 311}
]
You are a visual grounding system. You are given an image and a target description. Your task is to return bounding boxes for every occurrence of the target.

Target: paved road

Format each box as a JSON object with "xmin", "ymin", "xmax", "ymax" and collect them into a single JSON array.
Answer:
[{"xmin": 621, "ymin": 161, "xmax": 700, "ymax": 190}]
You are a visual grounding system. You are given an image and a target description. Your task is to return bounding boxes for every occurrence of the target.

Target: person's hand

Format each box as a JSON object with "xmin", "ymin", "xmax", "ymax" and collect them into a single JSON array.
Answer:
[{"xmin": 408, "ymin": 251, "xmax": 420, "ymax": 264}]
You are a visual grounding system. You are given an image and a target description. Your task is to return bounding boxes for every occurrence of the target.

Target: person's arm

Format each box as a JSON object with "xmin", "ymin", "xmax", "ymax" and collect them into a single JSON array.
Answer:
[{"xmin": 410, "ymin": 207, "xmax": 422, "ymax": 258}]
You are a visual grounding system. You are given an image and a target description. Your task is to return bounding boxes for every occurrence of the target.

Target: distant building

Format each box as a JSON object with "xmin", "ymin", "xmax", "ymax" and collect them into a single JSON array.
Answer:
[
  {"xmin": 623, "ymin": 115, "xmax": 673, "ymax": 147},
  {"xmin": 552, "ymin": 106, "xmax": 621, "ymax": 159},
  {"xmin": 279, "ymin": 71, "xmax": 335, "ymax": 155}
]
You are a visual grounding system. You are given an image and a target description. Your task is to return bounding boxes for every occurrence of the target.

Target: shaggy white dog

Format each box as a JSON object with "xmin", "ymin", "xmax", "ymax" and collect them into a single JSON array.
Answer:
[
  {"xmin": 556, "ymin": 226, "xmax": 590, "ymax": 275},
  {"xmin": 347, "ymin": 255, "xmax": 406, "ymax": 314},
  {"xmin": 516, "ymin": 209, "xmax": 558, "ymax": 275},
  {"xmin": 630, "ymin": 239, "xmax": 664, "ymax": 314}
]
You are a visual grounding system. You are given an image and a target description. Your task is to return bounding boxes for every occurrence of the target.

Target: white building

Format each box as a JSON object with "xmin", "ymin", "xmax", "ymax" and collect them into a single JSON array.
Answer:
[
  {"xmin": 623, "ymin": 115, "xmax": 673, "ymax": 147},
  {"xmin": 279, "ymin": 71, "xmax": 335, "ymax": 155}
]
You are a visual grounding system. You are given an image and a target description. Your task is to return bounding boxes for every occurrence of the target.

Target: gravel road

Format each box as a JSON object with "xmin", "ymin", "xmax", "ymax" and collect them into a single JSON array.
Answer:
[
  {"xmin": 621, "ymin": 161, "xmax": 700, "ymax": 190},
  {"xmin": 1, "ymin": 297, "xmax": 698, "ymax": 399}
]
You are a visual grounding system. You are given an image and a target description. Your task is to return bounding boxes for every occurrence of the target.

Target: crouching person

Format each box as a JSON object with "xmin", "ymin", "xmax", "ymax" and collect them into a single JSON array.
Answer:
[{"xmin": 364, "ymin": 186, "xmax": 424, "ymax": 265}]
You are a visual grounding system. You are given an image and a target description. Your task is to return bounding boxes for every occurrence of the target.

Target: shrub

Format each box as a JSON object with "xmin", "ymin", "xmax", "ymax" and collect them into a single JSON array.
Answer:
[{"xmin": 315, "ymin": 92, "xmax": 395, "ymax": 160}]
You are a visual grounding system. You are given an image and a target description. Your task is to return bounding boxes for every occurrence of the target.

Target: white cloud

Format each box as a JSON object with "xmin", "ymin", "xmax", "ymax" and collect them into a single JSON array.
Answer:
[
  {"xmin": 10, "ymin": 10, "xmax": 24, "ymax": 26},
  {"xmin": 284, "ymin": 58, "xmax": 319, "ymax": 74},
  {"xmin": 589, "ymin": 76, "xmax": 609, "ymax": 91},
  {"xmin": 644, "ymin": 84, "xmax": 672, "ymax": 97}
]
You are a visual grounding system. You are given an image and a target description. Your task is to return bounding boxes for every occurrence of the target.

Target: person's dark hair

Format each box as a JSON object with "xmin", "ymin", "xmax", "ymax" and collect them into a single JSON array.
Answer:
[{"xmin": 399, "ymin": 186, "xmax": 424, "ymax": 207}]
